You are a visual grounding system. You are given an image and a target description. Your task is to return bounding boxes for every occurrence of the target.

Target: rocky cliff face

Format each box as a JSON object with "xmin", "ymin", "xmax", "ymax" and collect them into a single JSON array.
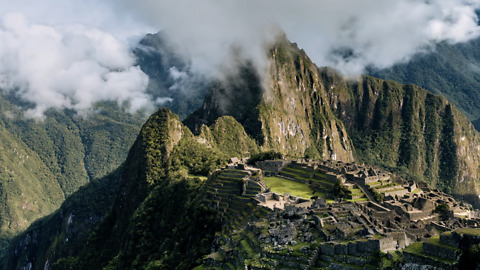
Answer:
[
  {"xmin": 185, "ymin": 36, "xmax": 355, "ymax": 162},
  {"xmin": 321, "ymin": 74, "xmax": 480, "ymax": 201},
  {"xmin": 260, "ymin": 39, "xmax": 354, "ymax": 161}
]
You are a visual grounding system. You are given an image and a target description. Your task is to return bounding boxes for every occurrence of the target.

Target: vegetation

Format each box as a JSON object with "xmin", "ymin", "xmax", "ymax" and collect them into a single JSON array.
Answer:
[
  {"xmin": 371, "ymin": 37, "xmax": 480, "ymax": 130},
  {"xmin": 263, "ymin": 176, "xmax": 317, "ymax": 198},
  {"xmin": 434, "ymin": 203, "xmax": 451, "ymax": 221},
  {"xmin": 438, "ymin": 105, "xmax": 458, "ymax": 194},
  {"xmin": 459, "ymin": 243, "xmax": 480, "ymax": 269},
  {"xmin": 0, "ymin": 95, "xmax": 145, "ymax": 250},
  {"xmin": 372, "ymin": 189, "xmax": 385, "ymax": 203},
  {"xmin": 332, "ymin": 182, "xmax": 350, "ymax": 199},
  {"xmin": 247, "ymin": 151, "xmax": 282, "ymax": 165},
  {"xmin": 6, "ymin": 34, "xmax": 480, "ymax": 269}
]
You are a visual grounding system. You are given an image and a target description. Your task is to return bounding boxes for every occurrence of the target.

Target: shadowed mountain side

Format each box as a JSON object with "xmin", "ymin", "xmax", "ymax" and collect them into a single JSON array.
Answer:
[
  {"xmin": 134, "ymin": 32, "xmax": 210, "ymax": 120},
  {"xmin": 0, "ymin": 94, "xmax": 145, "ymax": 246},
  {"xmin": 2, "ymin": 108, "xmax": 261, "ymax": 269},
  {"xmin": 370, "ymin": 38, "xmax": 480, "ymax": 131}
]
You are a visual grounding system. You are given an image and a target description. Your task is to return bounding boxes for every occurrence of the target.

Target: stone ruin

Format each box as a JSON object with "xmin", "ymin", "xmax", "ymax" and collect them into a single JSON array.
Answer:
[{"xmin": 204, "ymin": 158, "xmax": 480, "ymax": 269}]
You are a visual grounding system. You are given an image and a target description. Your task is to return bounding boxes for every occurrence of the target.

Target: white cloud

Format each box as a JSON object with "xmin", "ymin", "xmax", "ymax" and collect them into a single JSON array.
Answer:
[
  {"xmin": 116, "ymin": 0, "xmax": 480, "ymax": 76},
  {"xmin": 155, "ymin": 97, "xmax": 173, "ymax": 106},
  {"xmin": 0, "ymin": 12, "xmax": 152, "ymax": 118}
]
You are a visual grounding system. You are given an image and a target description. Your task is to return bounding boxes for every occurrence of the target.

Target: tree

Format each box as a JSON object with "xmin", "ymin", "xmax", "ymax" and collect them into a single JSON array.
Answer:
[{"xmin": 434, "ymin": 203, "xmax": 450, "ymax": 221}]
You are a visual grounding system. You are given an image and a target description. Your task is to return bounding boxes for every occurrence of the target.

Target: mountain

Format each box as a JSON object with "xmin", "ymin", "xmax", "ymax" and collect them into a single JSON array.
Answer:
[
  {"xmin": 134, "ymin": 32, "xmax": 209, "ymax": 120},
  {"xmin": 184, "ymin": 39, "xmax": 354, "ymax": 162},
  {"xmin": 2, "ymin": 108, "xmax": 256, "ymax": 269},
  {"xmin": 5, "ymin": 34, "xmax": 480, "ymax": 269},
  {"xmin": 188, "ymin": 35, "xmax": 480, "ymax": 201},
  {"xmin": 0, "ymin": 94, "xmax": 145, "ymax": 248},
  {"xmin": 370, "ymin": 37, "xmax": 480, "ymax": 130}
]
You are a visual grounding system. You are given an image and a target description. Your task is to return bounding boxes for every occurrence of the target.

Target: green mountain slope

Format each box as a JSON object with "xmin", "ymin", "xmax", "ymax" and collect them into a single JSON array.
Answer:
[
  {"xmin": 327, "ymin": 75, "xmax": 480, "ymax": 199},
  {"xmin": 370, "ymin": 38, "xmax": 480, "ymax": 129},
  {"xmin": 0, "ymin": 94, "xmax": 145, "ymax": 245},
  {"xmin": 2, "ymin": 108, "xmax": 260, "ymax": 269}
]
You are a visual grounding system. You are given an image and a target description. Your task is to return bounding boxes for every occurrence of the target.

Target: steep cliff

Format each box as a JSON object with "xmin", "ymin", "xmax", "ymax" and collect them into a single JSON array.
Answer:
[
  {"xmin": 185, "ymin": 36, "xmax": 354, "ymax": 161},
  {"xmin": 321, "ymin": 74, "xmax": 480, "ymax": 201}
]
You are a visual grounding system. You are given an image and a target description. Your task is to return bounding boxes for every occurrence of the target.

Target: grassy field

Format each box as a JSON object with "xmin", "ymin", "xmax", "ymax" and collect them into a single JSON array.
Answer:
[{"xmin": 263, "ymin": 176, "xmax": 318, "ymax": 199}]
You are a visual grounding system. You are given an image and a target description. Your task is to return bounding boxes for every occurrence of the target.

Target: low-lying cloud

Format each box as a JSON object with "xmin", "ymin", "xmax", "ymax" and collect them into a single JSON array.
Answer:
[
  {"xmin": 2, "ymin": 0, "xmax": 480, "ymax": 118},
  {"xmin": 0, "ymin": 1, "xmax": 153, "ymax": 118}
]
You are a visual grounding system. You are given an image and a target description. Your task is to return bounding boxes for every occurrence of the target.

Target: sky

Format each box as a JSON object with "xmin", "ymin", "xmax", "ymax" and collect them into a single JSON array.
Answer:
[{"xmin": 1, "ymin": 0, "xmax": 480, "ymax": 117}]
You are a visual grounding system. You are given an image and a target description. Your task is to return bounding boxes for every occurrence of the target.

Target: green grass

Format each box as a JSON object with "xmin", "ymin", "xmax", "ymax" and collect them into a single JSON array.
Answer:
[
  {"xmin": 346, "ymin": 198, "xmax": 368, "ymax": 202},
  {"xmin": 456, "ymin": 227, "xmax": 480, "ymax": 236},
  {"xmin": 240, "ymin": 239, "xmax": 256, "ymax": 258},
  {"xmin": 403, "ymin": 241, "xmax": 458, "ymax": 264},
  {"xmin": 403, "ymin": 242, "xmax": 423, "ymax": 255},
  {"xmin": 426, "ymin": 235, "xmax": 461, "ymax": 251},
  {"xmin": 281, "ymin": 168, "xmax": 334, "ymax": 188},
  {"xmin": 263, "ymin": 176, "xmax": 318, "ymax": 198}
]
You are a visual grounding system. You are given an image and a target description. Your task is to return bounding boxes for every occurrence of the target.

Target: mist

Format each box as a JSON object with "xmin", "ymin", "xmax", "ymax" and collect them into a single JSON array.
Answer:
[
  {"xmin": 118, "ymin": 0, "xmax": 480, "ymax": 77},
  {"xmin": 1, "ymin": 0, "xmax": 480, "ymax": 117}
]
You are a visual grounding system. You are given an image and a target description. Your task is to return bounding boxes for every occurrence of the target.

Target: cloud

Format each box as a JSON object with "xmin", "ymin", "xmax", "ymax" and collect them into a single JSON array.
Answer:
[
  {"xmin": 1, "ymin": 0, "xmax": 480, "ymax": 118},
  {"xmin": 116, "ymin": 0, "xmax": 480, "ymax": 76},
  {"xmin": 0, "ymin": 12, "xmax": 152, "ymax": 118}
]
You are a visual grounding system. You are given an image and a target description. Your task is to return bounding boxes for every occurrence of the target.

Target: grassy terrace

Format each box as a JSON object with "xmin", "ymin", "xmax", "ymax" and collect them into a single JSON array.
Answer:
[
  {"xmin": 282, "ymin": 166, "xmax": 326, "ymax": 177},
  {"xmin": 367, "ymin": 180, "xmax": 391, "ymax": 187},
  {"xmin": 280, "ymin": 166, "xmax": 335, "ymax": 188},
  {"xmin": 456, "ymin": 227, "xmax": 480, "ymax": 236},
  {"xmin": 263, "ymin": 176, "xmax": 318, "ymax": 198},
  {"xmin": 403, "ymin": 242, "xmax": 423, "ymax": 254},
  {"xmin": 426, "ymin": 235, "xmax": 461, "ymax": 251},
  {"xmin": 370, "ymin": 182, "xmax": 398, "ymax": 190},
  {"xmin": 346, "ymin": 198, "xmax": 368, "ymax": 202},
  {"xmin": 348, "ymin": 188, "xmax": 363, "ymax": 194},
  {"xmin": 402, "ymin": 241, "xmax": 458, "ymax": 265}
]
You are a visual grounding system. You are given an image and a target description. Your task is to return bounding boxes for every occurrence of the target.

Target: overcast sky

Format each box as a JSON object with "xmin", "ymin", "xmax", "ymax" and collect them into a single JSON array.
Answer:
[{"xmin": 1, "ymin": 0, "xmax": 480, "ymax": 117}]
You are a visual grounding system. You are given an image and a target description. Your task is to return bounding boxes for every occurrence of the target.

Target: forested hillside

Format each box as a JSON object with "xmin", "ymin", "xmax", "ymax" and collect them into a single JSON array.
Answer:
[
  {"xmin": 371, "ymin": 37, "xmax": 480, "ymax": 129},
  {"xmin": 2, "ymin": 108, "xmax": 259, "ymax": 269},
  {"xmin": 0, "ymin": 93, "xmax": 144, "ymax": 250}
]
